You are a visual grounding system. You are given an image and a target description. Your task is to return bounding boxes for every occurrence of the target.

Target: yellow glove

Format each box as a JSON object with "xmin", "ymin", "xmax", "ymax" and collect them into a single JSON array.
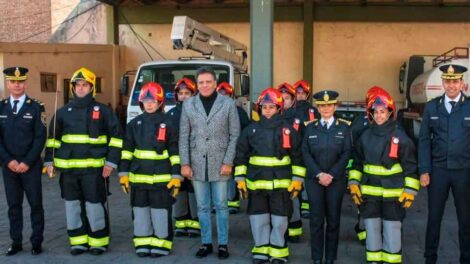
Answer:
[
  {"xmin": 349, "ymin": 184, "xmax": 363, "ymax": 205},
  {"xmin": 167, "ymin": 178, "xmax": 181, "ymax": 198},
  {"xmin": 120, "ymin": 176, "xmax": 130, "ymax": 194},
  {"xmin": 399, "ymin": 192, "xmax": 415, "ymax": 209},
  {"xmin": 237, "ymin": 181, "xmax": 248, "ymax": 200},
  {"xmin": 288, "ymin": 180, "xmax": 302, "ymax": 200},
  {"xmin": 44, "ymin": 165, "xmax": 56, "ymax": 179}
]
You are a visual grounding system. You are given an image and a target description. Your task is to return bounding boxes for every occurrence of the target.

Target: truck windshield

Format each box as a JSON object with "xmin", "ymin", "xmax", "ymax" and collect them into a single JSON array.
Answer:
[{"xmin": 131, "ymin": 64, "xmax": 230, "ymax": 106}]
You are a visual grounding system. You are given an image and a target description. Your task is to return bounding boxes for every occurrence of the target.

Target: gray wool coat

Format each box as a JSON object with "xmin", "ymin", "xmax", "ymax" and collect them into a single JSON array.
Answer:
[{"xmin": 179, "ymin": 93, "xmax": 240, "ymax": 182}]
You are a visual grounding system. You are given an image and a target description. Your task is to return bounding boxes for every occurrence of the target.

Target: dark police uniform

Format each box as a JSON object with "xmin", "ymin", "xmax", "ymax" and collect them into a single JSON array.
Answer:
[
  {"xmin": 167, "ymin": 103, "xmax": 200, "ymax": 237},
  {"xmin": 419, "ymin": 64, "xmax": 470, "ymax": 264},
  {"xmin": 0, "ymin": 66, "xmax": 46, "ymax": 254},
  {"xmin": 120, "ymin": 109, "xmax": 180, "ymax": 256},
  {"xmin": 302, "ymin": 90, "xmax": 351, "ymax": 263}
]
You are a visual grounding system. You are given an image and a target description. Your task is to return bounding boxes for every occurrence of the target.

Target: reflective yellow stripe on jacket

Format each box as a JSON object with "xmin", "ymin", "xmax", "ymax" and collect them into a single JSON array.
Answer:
[
  {"xmin": 108, "ymin": 137, "xmax": 123, "ymax": 148},
  {"xmin": 129, "ymin": 172, "xmax": 172, "ymax": 184},
  {"xmin": 246, "ymin": 178, "xmax": 291, "ymax": 191},
  {"xmin": 46, "ymin": 138, "xmax": 61, "ymax": 149},
  {"xmin": 361, "ymin": 185, "xmax": 403, "ymax": 198},
  {"xmin": 61, "ymin": 134, "xmax": 107, "ymax": 144},
  {"xmin": 249, "ymin": 156, "xmax": 291, "ymax": 166},
  {"xmin": 54, "ymin": 158, "xmax": 105, "ymax": 169},
  {"xmin": 363, "ymin": 163, "xmax": 403, "ymax": 176},
  {"xmin": 133, "ymin": 149, "xmax": 169, "ymax": 160}
]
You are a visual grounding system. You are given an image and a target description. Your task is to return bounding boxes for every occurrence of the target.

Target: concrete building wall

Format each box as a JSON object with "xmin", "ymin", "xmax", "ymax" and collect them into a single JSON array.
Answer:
[
  {"xmin": 0, "ymin": 43, "xmax": 119, "ymax": 122},
  {"xmin": 120, "ymin": 21, "xmax": 470, "ymax": 106},
  {"xmin": 0, "ymin": 0, "xmax": 51, "ymax": 43}
]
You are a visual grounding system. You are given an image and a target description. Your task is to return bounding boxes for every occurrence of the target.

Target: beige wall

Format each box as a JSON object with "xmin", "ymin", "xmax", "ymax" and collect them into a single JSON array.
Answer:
[
  {"xmin": 119, "ymin": 21, "xmax": 470, "ymax": 106},
  {"xmin": 0, "ymin": 42, "xmax": 119, "ymax": 123},
  {"xmin": 314, "ymin": 22, "xmax": 470, "ymax": 106}
]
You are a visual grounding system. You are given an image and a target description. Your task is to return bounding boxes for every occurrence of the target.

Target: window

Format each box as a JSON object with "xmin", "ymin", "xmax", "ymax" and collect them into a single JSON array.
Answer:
[{"xmin": 40, "ymin": 73, "xmax": 57, "ymax": 92}]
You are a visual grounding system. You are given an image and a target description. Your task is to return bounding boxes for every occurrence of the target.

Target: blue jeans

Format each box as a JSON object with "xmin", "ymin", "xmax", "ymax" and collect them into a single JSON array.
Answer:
[{"xmin": 192, "ymin": 180, "xmax": 229, "ymax": 245}]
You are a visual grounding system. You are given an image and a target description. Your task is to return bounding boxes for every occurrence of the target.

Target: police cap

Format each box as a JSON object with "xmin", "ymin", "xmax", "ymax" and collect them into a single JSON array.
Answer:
[
  {"xmin": 313, "ymin": 90, "xmax": 339, "ymax": 105},
  {"xmin": 3, "ymin": 66, "xmax": 28, "ymax": 81}
]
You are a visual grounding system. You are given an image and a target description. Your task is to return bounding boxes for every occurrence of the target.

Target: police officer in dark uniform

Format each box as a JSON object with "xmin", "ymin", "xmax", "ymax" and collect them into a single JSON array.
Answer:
[
  {"xmin": 0, "ymin": 66, "xmax": 46, "ymax": 255},
  {"xmin": 419, "ymin": 64, "xmax": 470, "ymax": 264},
  {"xmin": 302, "ymin": 90, "xmax": 351, "ymax": 264}
]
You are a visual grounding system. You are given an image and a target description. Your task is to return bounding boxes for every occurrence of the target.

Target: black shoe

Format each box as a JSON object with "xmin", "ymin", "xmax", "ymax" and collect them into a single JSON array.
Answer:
[
  {"xmin": 137, "ymin": 252, "xmax": 149, "ymax": 258},
  {"xmin": 253, "ymin": 259, "xmax": 269, "ymax": 264},
  {"xmin": 288, "ymin": 236, "xmax": 300, "ymax": 243},
  {"xmin": 271, "ymin": 259, "xmax": 285, "ymax": 264},
  {"xmin": 5, "ymin": 244, "xmax": 22, "ymax": 256},
  {"xmin": 89, "ymin": 247, "xmax": 105, "ymax": 255},
  {"xmin": 218, "ymin": 245, "xmax": 229, "ymax": 259},
  {"xmin": 31, "ymin": 245, "xmax": 42, "ymax": 255},
  {"xmin": 195, "ymin": 244, "xmax": 213, "ymax": 258},
  {"xmin": 301, "ymin": 212, "xmax": 310, "ymax": 219},
  {"xmin": 150, "ymin": 252, "xmax": 165, "ymax": 258},
  {"xmin": 313, "ymin": 260, "xmax": 322, "ymax": 264},
  {"xmin": 70, "ymin": 247, "xmax": 87, "ymax": 256},
  {"xmin": 325, "ymin": 260, "xmax": 334, "ymax": 264}
]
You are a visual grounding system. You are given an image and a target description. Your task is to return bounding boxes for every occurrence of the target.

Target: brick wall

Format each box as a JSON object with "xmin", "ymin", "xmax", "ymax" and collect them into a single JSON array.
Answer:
[{"xmin": 0, "ymin": 0, "xmax": 51, "ymax": 43}]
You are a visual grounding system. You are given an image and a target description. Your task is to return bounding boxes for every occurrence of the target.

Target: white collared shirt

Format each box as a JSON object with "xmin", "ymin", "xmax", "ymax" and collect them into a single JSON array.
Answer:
[
  {"xmin": 444, "ymin": 93, "xmax": 461, "ymax": 114},
  {"xmin": 320, "ymin": 117, "xmax": 335, "ymax": 129},
  {"xmin": 9, "ymin": 94, "xmax": 26, "ymax": 113}
]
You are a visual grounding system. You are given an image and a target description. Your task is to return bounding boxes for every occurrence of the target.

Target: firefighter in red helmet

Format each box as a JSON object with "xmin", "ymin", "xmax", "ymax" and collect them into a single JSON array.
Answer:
[
  {"xmin": 119, "ymin": 82, "xmax": 182, "ymax": 258},
  {"xmin": 234, "ymin": 87, "xmax": 305, "ymax": 264},
  {"xmin": 348, "ymin": 86, "xmax": 418, "ymax": 264},
  {"xmin": 167, "ymin": 77, "xmax": 201, "ymax": 238},
  {"xmin": 217, "ymin": 82, "xmax": 251, "ymax": 214}
]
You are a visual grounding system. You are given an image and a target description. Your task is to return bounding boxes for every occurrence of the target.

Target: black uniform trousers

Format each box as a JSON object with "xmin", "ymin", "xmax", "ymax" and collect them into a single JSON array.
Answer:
[
  {"xmin": 306, "ymin": 176, "xmax": 345, "ymax": 261},
  {"xmin": 425, "ymin": 166, "xmax": 470, "ymax": 264},
  {"xmin": 2, "ymin": 161, "xmax": 44, "ymax": 246}
]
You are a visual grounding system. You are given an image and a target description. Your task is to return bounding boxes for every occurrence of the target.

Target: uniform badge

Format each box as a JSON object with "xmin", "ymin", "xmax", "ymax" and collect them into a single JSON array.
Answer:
[
  {"xmin": 68, "ymin": 107, "xmax": 72, "ymax": 111},
  {"xmin": 323, "ymin": 91, "xmax": 329, "ymax": 102},
  {"xmin": 282, "ymin": 128, "xmax": 291, "ymax": 149},
  {"xmin": 41, "ymin": 112, "xmax": 47, "ymax": 126},
  {"xmin": 14, "ymin": 67, "xmax": 20, "ymax": 78},
  {"xmin": 137, "ymin": 120, "xmax": 141, "ymax": 125},
  {"xmin": 157, "ymin": 123, "xmax": 167, "ymax": 142},
  {"xmin": 392, "ymin": 137, "xmax": 399, "ymax": 144},
  {"xmin": 92, "ymin": 105, "xmax": 100, "ymax": 120},
  {"xmin": 252, "ymin": 128, "xmax": 256, "ymax": 133}
]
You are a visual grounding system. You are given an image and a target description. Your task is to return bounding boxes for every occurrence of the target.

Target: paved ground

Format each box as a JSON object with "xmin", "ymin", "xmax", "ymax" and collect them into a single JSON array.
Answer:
[{"xmin": 0, "ymin": 172, "xmax": 462, "ymax": 264}]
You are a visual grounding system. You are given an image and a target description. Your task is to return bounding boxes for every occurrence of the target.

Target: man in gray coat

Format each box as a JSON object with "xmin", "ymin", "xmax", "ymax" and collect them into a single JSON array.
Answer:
[{"xmin": 179, "ymin": 67, "xmax": 240, "ymax": 259}]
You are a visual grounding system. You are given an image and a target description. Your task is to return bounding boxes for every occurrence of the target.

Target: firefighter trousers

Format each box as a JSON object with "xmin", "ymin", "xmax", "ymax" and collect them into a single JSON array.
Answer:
[
  {"xmin": 172, "ymin": 180, "xmax": 199, "ymax": 236},
  {"xmin": 60, "ymin": 171, "xmax": 109, "ymax": 251},
  {"xmin": 248, "ymin": 190, "xmax": 292, "ymax": 263},
  {"xmin": 131, "ymin": 187, "xmax": 174, "ymax": 255},
  {"xmin": 361, "ymin": 199, "xmax": 405, "ymax": 264}
]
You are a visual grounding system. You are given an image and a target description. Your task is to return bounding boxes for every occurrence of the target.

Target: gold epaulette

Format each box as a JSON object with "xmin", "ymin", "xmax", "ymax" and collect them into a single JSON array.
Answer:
[
  {"xmin": 32, "ymin": 98, "xmax": 45, "ymax": 106},
  {"xmin": 338, "ymin": 118, "xmax": 351, "ymax": 126},
  {"xmin": 304, "ymin": 120, "xmax": 316, "ymax": 127}
]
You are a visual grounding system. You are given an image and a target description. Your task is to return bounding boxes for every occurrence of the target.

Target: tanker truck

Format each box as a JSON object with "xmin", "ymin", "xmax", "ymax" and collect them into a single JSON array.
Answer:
[{"xmin": 398, "ymin": 47, "xmax": 470, "ymax": 139}]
